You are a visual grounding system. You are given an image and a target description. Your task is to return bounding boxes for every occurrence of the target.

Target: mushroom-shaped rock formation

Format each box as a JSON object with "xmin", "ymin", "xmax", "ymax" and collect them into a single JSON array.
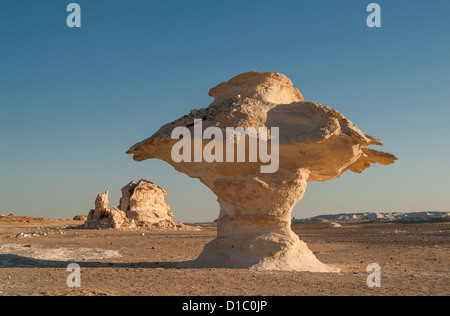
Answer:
[{"xmin": 126, "ymin": 71, "xmax": 397, "ymax": 272}]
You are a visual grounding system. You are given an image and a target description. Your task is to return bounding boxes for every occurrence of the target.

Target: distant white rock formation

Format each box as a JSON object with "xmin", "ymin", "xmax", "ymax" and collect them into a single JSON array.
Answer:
[
  {"xmin": 119, "ymin": 179, "xmax": 180, "ymax": 229},
  {"xmin": 84, "ymin": 179, "xmax": 183, "ymax": 230},
  {"xmin": 293, "ymin": 212, "xmax": 450, "ymax": 224}
]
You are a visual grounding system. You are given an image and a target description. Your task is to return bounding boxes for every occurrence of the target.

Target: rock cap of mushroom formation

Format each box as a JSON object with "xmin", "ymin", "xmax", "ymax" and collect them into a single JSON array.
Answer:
[
  {"xmin": 126, "ymin": 71, "xmax": 397, "ymax": 272},
  {"xmin": 127, "ymin": 71, "xmax": 396, "ymax": 180},
  {"xmin": 209, "ymin": 71, "xmax": 304, "ymax": 105}
]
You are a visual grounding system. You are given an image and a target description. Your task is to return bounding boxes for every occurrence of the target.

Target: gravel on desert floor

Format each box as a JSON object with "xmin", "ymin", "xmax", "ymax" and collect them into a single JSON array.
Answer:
[{"xmin": 0, "ymin": 215, "xmax": 448, "ymax": 296}]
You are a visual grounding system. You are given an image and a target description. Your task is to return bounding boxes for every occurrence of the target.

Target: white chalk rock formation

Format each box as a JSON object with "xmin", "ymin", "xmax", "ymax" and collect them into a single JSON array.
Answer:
[
  {"xmin": 84, "ymin": 191, "xmax": 137, "ymax": 230},
  {"xmin": 84, "ymin": 180, "xmax": 182, "ymax": 230},
  {"xmin": 126, "ymin": 71, "xmax": 397, "ymax": 272},
  {"xmin": 119, "ymin": 179, "xmax": 181, "ymax": 229},
  {"xmin": 84, "ymin": 191, "xmax": 113, "ymax": 229}
]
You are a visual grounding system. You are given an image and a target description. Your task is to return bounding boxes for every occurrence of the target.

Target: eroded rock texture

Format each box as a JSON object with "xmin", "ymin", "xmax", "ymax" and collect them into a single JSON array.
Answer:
[
  {"xmin": 127, "ymin": 71, "xmax": 397, "ymax": 271},
  {"xmin": 119, "ymin": 179, "xmax": 181, "ymax": 229},
  {"xmin": 84, "ymin": 191, "xmax": 136, "ymax": 230},
  {"xmin": 84, "ymin": 179, "xmax": 182, "ymax": 230}
]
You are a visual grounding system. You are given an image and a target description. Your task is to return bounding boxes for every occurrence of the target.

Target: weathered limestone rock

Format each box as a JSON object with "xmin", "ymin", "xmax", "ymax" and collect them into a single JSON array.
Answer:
[
  {"xmin": 93, "ymin": 191, "xmax": 109, "ymax": 220},
  {"xmin": 84, "ymin": 191, "xmax": 136, "ymax": 230},
  {"xmin": 73, "ymin": 215, "xmax": 87, "ymax": 221},
  {"xmin": 126, "ymin": 71, "xmax": 397, "ymax": 271},
  {"xmin": 109, "ymin": 206, "xmax": 137, "ymax": 230},
  {"xmin": 119, "ymin": 179, "xmax": 181, "ymax": 229},
  {"xmin": 84, "ymin": 191, "xmax": 115, "ymax": 229},
  {"xmin": 84, "ymin": 180, "xmax": 182, "ymax": 230}
]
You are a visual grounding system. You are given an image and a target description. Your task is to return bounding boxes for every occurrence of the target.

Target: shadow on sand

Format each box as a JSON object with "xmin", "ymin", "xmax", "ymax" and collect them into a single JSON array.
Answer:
[{"xmin": 0, "ymin": 254, "xmax": 186, "ymax": 269}]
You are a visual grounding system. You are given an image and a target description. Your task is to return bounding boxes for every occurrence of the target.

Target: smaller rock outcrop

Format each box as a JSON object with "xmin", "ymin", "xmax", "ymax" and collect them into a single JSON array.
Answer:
[
  {"xmin": 83, "ymin": 180, "xmax": 183, "ymax": 230},
  {"xmin": 119, "ymin": 179, "xmax": 181, "ymax": 229},
  {"xmin": 73, "ymin": 215, "xmax": 87, "ymax": 221},
  {"xmin": 84, "ymin": 191, "xmax": 136, "ymax": 230},
  {"xmin": 110, "ymin": 206, "xmax": 137, "ymax": 230}
]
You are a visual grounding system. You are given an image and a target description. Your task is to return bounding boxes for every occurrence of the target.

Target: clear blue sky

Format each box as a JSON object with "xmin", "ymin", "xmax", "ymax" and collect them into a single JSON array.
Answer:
[{"xmin": 1, "ymin": 0, "xmax": 449, "ymax": 221}]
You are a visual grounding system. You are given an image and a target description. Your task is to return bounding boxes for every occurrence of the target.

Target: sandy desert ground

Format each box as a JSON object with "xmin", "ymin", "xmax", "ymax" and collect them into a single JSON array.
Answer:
[{"xmin": 0, "ymin": 215, "xmax": 448, "ymax": 296}]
